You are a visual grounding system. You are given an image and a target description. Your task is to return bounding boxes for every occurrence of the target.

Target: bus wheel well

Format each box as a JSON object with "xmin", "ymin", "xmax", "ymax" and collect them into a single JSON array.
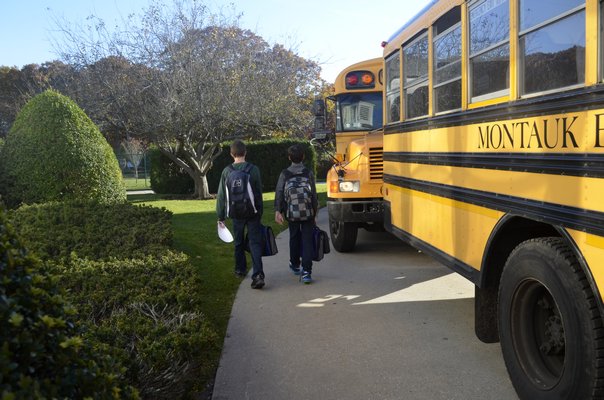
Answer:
[{"xmin": 474, "ymin": 216, "xmax": 559, "ymax": 344}]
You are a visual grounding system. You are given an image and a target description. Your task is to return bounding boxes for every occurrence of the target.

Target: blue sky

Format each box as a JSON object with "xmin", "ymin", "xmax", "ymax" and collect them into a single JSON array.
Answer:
[{"xmin": 0, "ymin": 0, "xmax": 430, "ymax": 82}]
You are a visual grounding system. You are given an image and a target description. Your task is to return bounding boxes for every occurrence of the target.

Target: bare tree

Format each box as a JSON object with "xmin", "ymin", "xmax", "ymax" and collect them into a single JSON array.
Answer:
[
  {"xmin": 55, "ymin": 0, "xmax": 324, "ymax": 198},
  {"xmin": 120, "ymin": 138, "xmax": 147, "ymax": 179}
]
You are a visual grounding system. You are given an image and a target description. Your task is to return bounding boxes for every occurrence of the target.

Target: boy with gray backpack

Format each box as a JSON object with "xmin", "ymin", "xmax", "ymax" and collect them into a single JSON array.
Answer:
[{"xmin": 274, "ymin": 144, "xmax": 318, "ymax": 284}]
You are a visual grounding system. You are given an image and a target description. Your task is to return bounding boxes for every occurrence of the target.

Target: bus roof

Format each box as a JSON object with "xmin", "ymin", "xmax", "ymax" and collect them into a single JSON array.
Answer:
[
  {"xmin": 383, "ymin": 0, "xmax": 462, "ymax": 56},
  {"xmin": 333, "ymin": 57, "xmax": 383, "ymax": 94}
]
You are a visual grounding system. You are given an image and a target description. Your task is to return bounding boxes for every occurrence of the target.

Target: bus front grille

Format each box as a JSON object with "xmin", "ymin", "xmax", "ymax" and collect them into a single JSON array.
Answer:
[{"xmin": 369, "ymin": 147, "xmax": 383, "ymax": 180}]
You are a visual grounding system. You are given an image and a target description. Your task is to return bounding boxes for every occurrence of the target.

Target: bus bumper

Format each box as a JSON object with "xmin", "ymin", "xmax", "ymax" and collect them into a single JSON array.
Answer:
[{"xmin": 327, "ymin": 200, "xmax": 384, "ymax": 224}]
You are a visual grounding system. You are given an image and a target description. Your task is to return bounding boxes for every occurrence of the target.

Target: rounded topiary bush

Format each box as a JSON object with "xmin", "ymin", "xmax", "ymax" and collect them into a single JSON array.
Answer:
[
  {"xmin": 3, "ymin": 90, "xmax": 125, "ymax": 205},
  {"xmin": 0, "ymin": 207, "xmax": 138, "ymax": 399}
]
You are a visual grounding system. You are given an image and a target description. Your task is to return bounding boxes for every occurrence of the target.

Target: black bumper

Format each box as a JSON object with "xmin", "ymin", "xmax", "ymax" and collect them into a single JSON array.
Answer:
[{"xmin": 327, "ymin": 200, "xmax": 384, "ymax": 224}]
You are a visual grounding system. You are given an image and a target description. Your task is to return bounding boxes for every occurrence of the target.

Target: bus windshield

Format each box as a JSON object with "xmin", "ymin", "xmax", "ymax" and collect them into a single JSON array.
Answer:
[{"xmin": 336, "ymin": 92, "xmax": 383, "ymax": 132}]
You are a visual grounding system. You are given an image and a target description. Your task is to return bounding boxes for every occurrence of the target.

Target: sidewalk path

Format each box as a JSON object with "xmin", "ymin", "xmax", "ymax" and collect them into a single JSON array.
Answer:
[{"xmin": 211, "ymin": 210, "xmax": 517, "ymax": 400}]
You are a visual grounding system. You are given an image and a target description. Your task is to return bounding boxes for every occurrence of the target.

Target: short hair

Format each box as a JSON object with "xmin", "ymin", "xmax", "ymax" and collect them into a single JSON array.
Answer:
[
  {"xmin": 288, "ymin": 144, "xmax": 305, "ymax": 163},
  {"xmin": 230, "ymin": 140, "xmax": 246, "ymax": 157}
]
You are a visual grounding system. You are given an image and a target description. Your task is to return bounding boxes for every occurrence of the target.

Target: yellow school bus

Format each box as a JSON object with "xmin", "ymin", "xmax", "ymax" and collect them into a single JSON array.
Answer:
[
  {"xmin": 313, "ymin": 58, "xmax": 385, "ymax": 252},
  {"xmin": 382, "ymin": 0, "xmax": 604, "ymax": 398}
]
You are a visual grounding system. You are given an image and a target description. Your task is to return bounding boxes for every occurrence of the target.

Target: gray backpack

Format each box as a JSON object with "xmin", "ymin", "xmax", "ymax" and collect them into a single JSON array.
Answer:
[{"xmin": 283, "ymin": 168, "xmax": 313, "ymax": 222}]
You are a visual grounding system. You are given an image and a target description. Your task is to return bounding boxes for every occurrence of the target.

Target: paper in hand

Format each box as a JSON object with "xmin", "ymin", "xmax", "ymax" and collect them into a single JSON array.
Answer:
[{"xmin": 217, "ymin": 222, "xmax": 234, "ymax": 243}]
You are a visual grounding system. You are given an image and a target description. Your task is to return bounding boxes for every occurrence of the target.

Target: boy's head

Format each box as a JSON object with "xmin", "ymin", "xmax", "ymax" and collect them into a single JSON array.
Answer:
[
  {"xmin": 230, "ymin": 140, "xmax": 246, "ymax": 158},
  {"xmin": 288, "ymin": 144, "xmax": 305, "ymax": 163}
]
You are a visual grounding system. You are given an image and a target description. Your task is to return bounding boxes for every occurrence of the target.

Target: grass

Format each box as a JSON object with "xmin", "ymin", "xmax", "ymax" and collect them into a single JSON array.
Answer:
[
  {"xmin": 124, "ymin": 176, "xmax": 151, "ymax": 190},
  {"xmin": 127, "ymin": 182, "xmax": 326, "ymax": 394}
]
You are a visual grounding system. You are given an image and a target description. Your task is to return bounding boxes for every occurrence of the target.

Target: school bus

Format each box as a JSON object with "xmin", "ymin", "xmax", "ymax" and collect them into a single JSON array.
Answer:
[
  {"xmin": 382, "ymin": 0, "xmax": 604, "ymax": 398},
  {"xmin": 312, "ymin": 58, "xmax": 385, "ymax": 252}
]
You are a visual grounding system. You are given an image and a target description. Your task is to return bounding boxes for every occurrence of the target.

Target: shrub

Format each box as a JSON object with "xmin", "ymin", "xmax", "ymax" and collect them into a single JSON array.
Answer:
[
  {"xmin": 51, "ymin": 253, "xmax": 218, "ymax": 399},
  {"xmin": 2, "ymin": 90, "xmax": 125, "ymax": 206},
  {"xmin": 8, "ymin": 200, "xmax": 172, "ymax": 261},
  {"xmin": 0, "ymin": 207, "xmax": 138, "ymax": 399}
]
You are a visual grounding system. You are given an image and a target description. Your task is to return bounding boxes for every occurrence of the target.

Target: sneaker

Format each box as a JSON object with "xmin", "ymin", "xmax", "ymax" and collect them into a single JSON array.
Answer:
[
  {"xmin": 251, "ymin": 276, "xmax": 265, "ymax": 289},
  {"xmin": 289, "ymin": 262, "xmax": 301, "ymax": 275},
  {"xmin": 301, "ymin": 271, "xmax": 312, "ymax": 284},
  {"xmin": 234, "ymin": 270, "xmax": 246, "ymax": 278}
]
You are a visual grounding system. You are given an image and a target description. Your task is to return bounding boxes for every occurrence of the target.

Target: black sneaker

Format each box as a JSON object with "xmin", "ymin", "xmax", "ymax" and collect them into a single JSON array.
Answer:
[
  {"xmin": 234, "ymin": 270, "xmax": 246, "ymax": 278},
  {"xmin": 289, "ymin": 262, "xmax": 301, "ymax": 275},
  {"xmin": 251, "ymin": 276, "xmax": 265, "ymax": 289}
]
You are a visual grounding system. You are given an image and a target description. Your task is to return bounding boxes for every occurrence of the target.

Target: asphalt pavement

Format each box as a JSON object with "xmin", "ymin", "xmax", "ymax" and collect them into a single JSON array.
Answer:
[{"xmin": 211, "ymin": 210, "xmax": 518, "ymax": 400}]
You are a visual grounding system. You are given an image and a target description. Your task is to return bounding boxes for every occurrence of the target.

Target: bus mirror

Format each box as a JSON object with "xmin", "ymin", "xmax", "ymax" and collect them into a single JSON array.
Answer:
[
  {"xmin": 310, "ymin": 98, "xmax": 331, "ymax": 144},
  {"xmin": 313, "ymin": 99, "xmax": 326, "ymax": 117},
  {"xmin": 314, "ymin": 115, "xmax": 325, "ymax": 131}
]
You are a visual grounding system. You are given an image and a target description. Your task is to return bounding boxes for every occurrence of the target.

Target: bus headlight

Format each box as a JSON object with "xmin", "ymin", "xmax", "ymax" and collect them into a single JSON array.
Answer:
[{"xmin": 339, "ymin": 181, "xmax": 360, "ymax": 192}]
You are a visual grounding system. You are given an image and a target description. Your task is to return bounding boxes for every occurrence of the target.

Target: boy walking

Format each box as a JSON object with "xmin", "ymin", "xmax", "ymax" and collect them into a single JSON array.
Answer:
[
  {"xmin": 274, "ymin": 144, "xmax": 318, "ymax": 284},
  {"xmin": 216, "ymin": 140, "xmax": 265, "ymax": 289}
]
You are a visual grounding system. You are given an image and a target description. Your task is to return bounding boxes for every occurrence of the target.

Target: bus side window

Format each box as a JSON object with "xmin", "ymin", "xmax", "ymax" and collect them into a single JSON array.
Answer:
[
  {"xmin": 403, "ymin": 33, "xmax": 429, "ymax": 119},
  {"xmin": 433, "ymin": 6, "xmax": 462, "ymax": 113},
  {"xmin": 386, "ymin": 51, "xmax": 401, "ymax": 123},
  {"xmin": 519, "ymin": 0, "xmax": 585, "ymax": 95},
  {"xmin": 469, "ymin": 0, "xmax": 510, "ymax": 102}
]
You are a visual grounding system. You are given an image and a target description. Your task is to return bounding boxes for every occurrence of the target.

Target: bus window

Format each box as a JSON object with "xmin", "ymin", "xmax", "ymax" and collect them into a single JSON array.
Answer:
[
  {"xmin": 469, "ymin": 0, "xmax": 510, "ymax": 101},
  {"xmin": 385, "ymin": 51, "xmax": 401, "ymax": 123},
  {"xmin": 519, "ymin": 0, "xmax": 585, "ymax": 95},
  {"xmin": 433, "ymin": 7, "xmax": 462, "ymax": 113},
  {"xmin": 403, "ymin": 32, "xmax": 429, "ymax": 118},
  {"xmin": 336, "ymin": 93, "xmax": 383, "ymax": 132}
]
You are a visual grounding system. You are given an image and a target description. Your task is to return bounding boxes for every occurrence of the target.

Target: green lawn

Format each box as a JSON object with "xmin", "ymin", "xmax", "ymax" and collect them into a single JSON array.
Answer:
[
  {"xmin": 127, "ymin": 182, "xmax": 326, "ymax": 392},
  {"xmin": 124, "ymin": 176, "xmax": 151, "ymax": 190}
]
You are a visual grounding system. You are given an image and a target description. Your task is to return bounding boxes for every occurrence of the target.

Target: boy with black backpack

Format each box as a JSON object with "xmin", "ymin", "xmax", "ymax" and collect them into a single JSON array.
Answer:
[
  {"xmin": 217, "ymin": 140, "xmax": 265, "ymax": 289},
  {"xmin": 274, "ymin": 144, "xmax": 318, "ymax": 284}
]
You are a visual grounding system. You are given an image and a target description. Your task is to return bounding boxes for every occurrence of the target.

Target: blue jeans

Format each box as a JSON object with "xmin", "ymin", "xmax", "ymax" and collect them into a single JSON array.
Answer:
[
  {"xmin": 288, "ymin": 220, "xmax": 313, "ymax": 273},
  {"xmin": 233, "ymin": 216, "xmax": 264, "ymax": 279}
]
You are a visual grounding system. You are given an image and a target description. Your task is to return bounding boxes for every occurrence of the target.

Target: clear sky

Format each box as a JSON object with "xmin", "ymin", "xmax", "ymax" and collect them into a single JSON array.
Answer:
[{"xmin": 0, "ymin": 0, "xmax": 431, "ymax": 83}]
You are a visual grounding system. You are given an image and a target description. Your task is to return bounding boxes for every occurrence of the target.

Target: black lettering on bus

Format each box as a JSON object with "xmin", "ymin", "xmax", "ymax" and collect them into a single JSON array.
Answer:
[
  {"xmin": 502, "ymin": 124, "xmax": 514, "ymax": 149},
  {"xmin": 515, "ymin": 121, "xmax": 529, "ymax": 149},
  {"xmin": 542, "ymin": 119, "xmax": 558, "ymax": 149},
  {"xmin": 478, "ymin": 125, "xmax": 489, "ymax": 148},
  {"xmin": 558, "ymin": 116, "xmax": 579, "ymax": 148},
  {"xmin": 490, "ymin": 124, "xmax": 503, "ymax": 149},
  {"xmin": 528, "ymin": 121, "xmax": 544, "ymax": 149}
]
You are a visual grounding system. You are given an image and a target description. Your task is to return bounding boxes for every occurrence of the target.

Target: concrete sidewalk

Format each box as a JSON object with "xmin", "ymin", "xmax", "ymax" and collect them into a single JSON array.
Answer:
[{"xmin": 211, "ymin": 210, "xmax": 516, "ymax": 400}]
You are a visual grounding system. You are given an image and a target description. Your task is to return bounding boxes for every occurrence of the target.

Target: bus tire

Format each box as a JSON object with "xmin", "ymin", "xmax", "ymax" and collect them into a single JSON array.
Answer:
[
  {"xmin": 498, "ymin": 237, "xmax": 604, "ymax": 400},
  {"xmin": 329, "ymin": 218, "xmax": 357, "ymax": 252}
]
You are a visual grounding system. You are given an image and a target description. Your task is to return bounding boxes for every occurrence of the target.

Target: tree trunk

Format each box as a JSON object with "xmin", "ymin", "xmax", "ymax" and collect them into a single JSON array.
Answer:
[{"xmin": 192, "ymin": 172, "xmax": 211, "ymax": 200}]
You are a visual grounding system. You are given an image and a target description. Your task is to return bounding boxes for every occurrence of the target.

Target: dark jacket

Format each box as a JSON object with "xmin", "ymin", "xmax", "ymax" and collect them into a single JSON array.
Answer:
[
  {"xmin": 274, "ymin": 162, "xmax": 318, "ymax": 216},
  {"xmin": 216, "ymin": 161, "xmax": 263, "ymax": 221}
]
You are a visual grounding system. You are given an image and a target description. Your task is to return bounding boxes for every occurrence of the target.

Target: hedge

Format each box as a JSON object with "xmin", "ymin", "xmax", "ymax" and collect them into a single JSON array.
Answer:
[
  {"xmin": 7, "ymin": 201, "xmax": 218, "ymax": 398},
  {"xmin": 51, "ymin": 253, "xmax": 218, "ymax": 399},
  {"xmin": 150, "ymin": 139, "xmax": 317, "ymax": 194},
  {"xmin": 0, "ymin": 207, "xmax": 138, "ymax": 399},
  {"xmin": 8, "ymin": 201, "xmax": 173, "ymax": 261}
]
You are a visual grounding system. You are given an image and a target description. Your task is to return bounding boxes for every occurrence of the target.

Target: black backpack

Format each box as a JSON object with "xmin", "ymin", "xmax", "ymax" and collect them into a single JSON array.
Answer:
[
  {"xmin": 226, "ymin": 163, "xmax": 257, "ymax": 219},
  {"xmin": 283, "ymin": 168, "xmax": 314, "ymax": 222}
]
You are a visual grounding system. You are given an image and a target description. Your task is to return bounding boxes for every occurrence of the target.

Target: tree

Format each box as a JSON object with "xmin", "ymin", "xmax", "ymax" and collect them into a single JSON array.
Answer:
[
  {"xmin": 0, "ymin": 62, "xmax": 77, "ymax": 138},
  {"xmin": 55, "ymin": 0, "xmax": 325, "ymax": 199},
  {"xmin": 120, "ymin": 137, "xmax": 147, "ymax": 179}
]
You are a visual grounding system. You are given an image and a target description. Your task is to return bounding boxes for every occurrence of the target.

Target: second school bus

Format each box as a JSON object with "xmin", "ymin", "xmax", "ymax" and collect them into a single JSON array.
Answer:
[
  {"xmin": 382, "ymin": 0, "xmax": 604, "ymax": 398},
  {"xmin": 313, "ymin": 58, "xmax": 384, "ymax": 252}
]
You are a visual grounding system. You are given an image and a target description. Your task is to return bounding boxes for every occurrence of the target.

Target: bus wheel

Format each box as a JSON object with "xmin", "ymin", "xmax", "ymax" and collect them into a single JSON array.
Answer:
[
  {"xmin": 329, "ymin": 218, "xmax": 357, "ymax": 252},
  {"xmin": 498, "ymin": 237, "xmax": 604, "ymax": 400}
]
